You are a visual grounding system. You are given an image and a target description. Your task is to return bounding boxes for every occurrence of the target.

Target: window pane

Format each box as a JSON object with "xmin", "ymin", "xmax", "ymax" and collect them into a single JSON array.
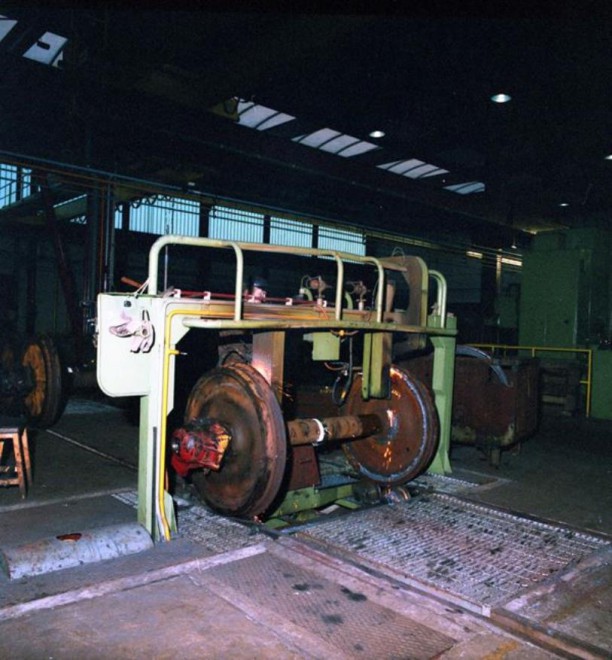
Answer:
[
  {"xmin": 130, "ymin": 196, "xmax": 200, "ymax": 235},
  {"xmin": 209, "ymin": 205, "xmax": 264, "ymax": 242},
  {"xmin": 270, "ymin": 217, "xmax": 312, "ymax": 248},
  {"xmin": 0, "ymin": 163, "xmax": 33, "ymax": 208},
  {"xmin": 318, "ymin": 226, "xmax": 365, "ymax": 256}
]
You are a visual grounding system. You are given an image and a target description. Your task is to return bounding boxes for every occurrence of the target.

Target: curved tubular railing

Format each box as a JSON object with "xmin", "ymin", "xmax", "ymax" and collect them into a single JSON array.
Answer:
[
  {"xmin": 429, "ymin": 269, "xmax": 448, "ymax": 327},
  {"xmin": 147, "ymin": 235, "xmax": 387, "ymax": 323}
]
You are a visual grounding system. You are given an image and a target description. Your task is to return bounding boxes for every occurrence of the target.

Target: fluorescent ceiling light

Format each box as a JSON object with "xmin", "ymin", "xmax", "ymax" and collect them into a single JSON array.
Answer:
[
  {"xmin": 293, "ymin": 128, "xmax": 379, "ymax": 157},
  {"xmin": 23, "ymin": 31, "xmax": 67, "ymax": 67},
  {"xmin": 491, "ymin": 93, "xmax": 511, "ymax": 103},
  {"xmin": 466, "ymin": 250, "xmax": 483, "ymax": 259},
  {"xmin": 605, "ymin": 154, "xmax": 612, "ymax": 160},
  {"xmin": 501, "ymin": 257, "xmax": 522, "ymax": 267},
  {"xmin": 369, "ymin": 130, "xmax": 385, "ymax": 139},
  {"xmin": 236, "ymin": 100, "xmax": 295, "ymax": 131},
  {"xmin": 378, "ymin": 158, "xmax": 448, "ymax": 179},
  {"xmin": 444, "ymin": 181, "xmax": 485, "ymax": 194},
  {"xmin": 0, "ymin": 16, "xmax": 17, "ymax": 43},
  {"xmin": 559, "ymin": 202, "xmax": 569, "ymax": 207}
]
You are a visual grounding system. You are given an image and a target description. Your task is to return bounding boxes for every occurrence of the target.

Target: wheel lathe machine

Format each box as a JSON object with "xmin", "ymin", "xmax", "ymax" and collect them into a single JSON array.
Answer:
[{"xmin": 97, "ymin": 236, "xmax": 457, "ymax": 541}]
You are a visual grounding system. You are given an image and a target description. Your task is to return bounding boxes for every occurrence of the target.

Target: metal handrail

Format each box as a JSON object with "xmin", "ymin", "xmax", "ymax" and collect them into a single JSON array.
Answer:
[
  {"xmin": 429, "ymin": 270, "xmax": 448, "ymax": 328},
  {"xmin": 148, "ymin": 235, "xmax": 389, "ymax": 323},
  {"xmin": 470, "ymin": 343, "xmax": 593, "ymax": 417}
]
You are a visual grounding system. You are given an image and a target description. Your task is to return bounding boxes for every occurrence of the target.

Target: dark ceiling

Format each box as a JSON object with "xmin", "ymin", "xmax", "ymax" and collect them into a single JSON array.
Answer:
[{"xmin": 1, "ymin": 5, "xmax": 611, "ymax": 249}]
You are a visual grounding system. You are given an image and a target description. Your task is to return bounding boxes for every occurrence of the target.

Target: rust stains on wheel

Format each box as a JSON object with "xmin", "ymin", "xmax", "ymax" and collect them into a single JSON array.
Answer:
[
  {"xmin": 343, "ymin": 365, "xmax": 438, "ymax": 485},
  {"xmin": 186, "ymin": 363, "xmax": 287, "ymax": 519}
]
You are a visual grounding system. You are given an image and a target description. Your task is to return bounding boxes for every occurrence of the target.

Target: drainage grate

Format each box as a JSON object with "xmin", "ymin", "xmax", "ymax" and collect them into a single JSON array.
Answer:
[
  {"xmin": 298, "ymin": 493, "xmax": 610, "ymax": 612},
  {"xmin": 212, "ymin": 549, "xmax": 455, "ymax": 659}
]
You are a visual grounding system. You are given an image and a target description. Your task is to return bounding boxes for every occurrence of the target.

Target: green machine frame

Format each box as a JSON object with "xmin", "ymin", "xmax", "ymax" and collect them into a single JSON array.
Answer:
[{"xmin": 97, "ymin": 236, "xmax": 456, "ymax": 541}]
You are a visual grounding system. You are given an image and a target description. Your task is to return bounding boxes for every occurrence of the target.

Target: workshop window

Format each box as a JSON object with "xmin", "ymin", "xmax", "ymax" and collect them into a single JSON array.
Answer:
[
  {"xmin": 269, "ymin": 217, "xmax": 312, "ymax": 248},
  {"xmin": 0, "ymin": 163, "xmax": 32, "ymax": 208},
  {"xmin": 318, "ymin": 225, "xmax": 366, "ymax": 256},
  {"xmin": 209, "ymin": 205, "xmax": 264, "ymax": 243},
  {"xmin": 128, "ymin": 195, "xmax": 200, "ymax": 236}
]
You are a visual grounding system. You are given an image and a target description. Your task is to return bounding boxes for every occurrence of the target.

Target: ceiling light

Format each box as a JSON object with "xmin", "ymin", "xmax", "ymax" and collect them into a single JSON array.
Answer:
[
  {"xmin": 559, "ymin": 202, "xmax": 569, "ymax": 207},
  {"xmin": 369, "ymin": 130, "xmax": 385, "ymax": 139},
  {"xmin": 490, "ymin": 93, "xmax": 511, "ymax": 104},
  {"xmin": 605, "ymin": 154, "xmax": 612, "ymax": 160}
]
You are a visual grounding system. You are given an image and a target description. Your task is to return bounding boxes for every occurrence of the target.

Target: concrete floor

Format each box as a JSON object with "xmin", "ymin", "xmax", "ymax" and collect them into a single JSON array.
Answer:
[
  {"xmin": 451, "ymin": 413, "xmax": 612, "ymax": 536},
  {"xmin": 0, "ymin": 398, "xmax": 610, "ymax": 658}
]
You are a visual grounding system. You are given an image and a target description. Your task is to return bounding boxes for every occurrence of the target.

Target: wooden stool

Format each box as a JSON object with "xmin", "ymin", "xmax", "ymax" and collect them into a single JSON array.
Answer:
[{"xmin": 0, "ymin": 421, "xmax": 32, "ymax": 498}]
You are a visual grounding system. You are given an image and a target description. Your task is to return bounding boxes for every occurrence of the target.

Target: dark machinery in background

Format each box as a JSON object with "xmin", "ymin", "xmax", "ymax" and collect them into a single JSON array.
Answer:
[
  {"xmin": 0, "ymin": 334, "xmax": 66, "ymax": 428},
  {"xmin": 401, "ymin": 346, "xmax": 540, "ymax": 467}
]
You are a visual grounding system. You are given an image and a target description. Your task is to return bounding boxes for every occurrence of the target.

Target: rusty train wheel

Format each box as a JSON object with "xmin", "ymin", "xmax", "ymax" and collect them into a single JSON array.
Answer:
[
  {"xmin": 0, "ymin": 335, "xmax": 65, "ymax": 427},
  {"xmin": 22, "ymin": 336, "xmax": 65, "ymax": 428},
  {"xmin": 186, "ymin": 363, "xmax": 287, "ymax": 519},
  {"xmin": 343, "ymin": 365, "xmax": 438, "ymax": 485}
]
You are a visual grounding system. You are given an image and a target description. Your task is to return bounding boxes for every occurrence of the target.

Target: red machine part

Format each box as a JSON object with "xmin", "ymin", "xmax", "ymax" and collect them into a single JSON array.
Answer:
[{"xmin": 170, "ymin": 418, "xmax": 231, "ymax": 477}]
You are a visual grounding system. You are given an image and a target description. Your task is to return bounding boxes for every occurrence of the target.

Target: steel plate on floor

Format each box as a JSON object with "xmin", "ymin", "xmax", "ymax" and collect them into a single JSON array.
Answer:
[{"xmin": 212, "ymin": 549, "xmax": 456, "ymax": 659}]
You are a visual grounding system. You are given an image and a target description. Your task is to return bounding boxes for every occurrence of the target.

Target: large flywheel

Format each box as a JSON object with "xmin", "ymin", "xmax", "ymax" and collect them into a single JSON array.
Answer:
[
  {"xmin": 342, "ymin": 365, "xmax": 439, "ymax": 485},
  {"xmin": 185, "ymin": 363, "xmax": 287, "ymax": 518}
]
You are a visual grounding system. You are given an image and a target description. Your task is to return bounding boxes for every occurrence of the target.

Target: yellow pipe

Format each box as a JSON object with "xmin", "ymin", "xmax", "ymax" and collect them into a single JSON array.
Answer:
[{"xmin": 157, "ymin": 307, "xmax": 215, "ymax": 541}]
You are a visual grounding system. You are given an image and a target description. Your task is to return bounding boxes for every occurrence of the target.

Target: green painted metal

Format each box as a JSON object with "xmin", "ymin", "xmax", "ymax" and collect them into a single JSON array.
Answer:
[
  {"xmin": 267, "ymin": 483, "xmax": 357, "ymax": 522},
  {"xmin": 312, "ymin": 331, "xmax": 341, "ymax": 361},
  {"xmin": 519, "ymin": 229, "xmax": 611, "ymax": 349},
  {"xmin": 138, "ymin": 397, "xmax": 176, "ymax": 540},
  {"xmin": 427, "ymin": 315, "xmax": 457, "ymax": 474},
  {"xmin": 361, "ymin": 332, "xmax": 392, "ymax": 399},
  {"xmin": 591, "ymin": 350, "xmax": 612, "ymax": 420},
  {"xmin": 137, "ymin": 396, "xmax": 155, "ymax": 536}
]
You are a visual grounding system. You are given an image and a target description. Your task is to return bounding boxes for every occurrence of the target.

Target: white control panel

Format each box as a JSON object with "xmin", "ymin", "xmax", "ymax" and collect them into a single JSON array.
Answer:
[{"xmin": 97, "ymin": 293, "xmax": 155, "ymax": 397}]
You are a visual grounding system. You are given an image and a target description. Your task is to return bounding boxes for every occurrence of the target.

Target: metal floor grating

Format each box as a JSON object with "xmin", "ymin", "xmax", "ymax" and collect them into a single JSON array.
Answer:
[
  {"xmin": 297, "ymin": 492, "xmax": 610, "ymax": 613},
  {"xmin": 212, "ymin": 548, "xmax": 456, "ymax": 659},
  {"xmin": 112, "ymin": 491, "xmax": 266, "ymax": 554},
  {"xmin": 176, "ymin": 504, "xmax": 265, "ymax": 553}
]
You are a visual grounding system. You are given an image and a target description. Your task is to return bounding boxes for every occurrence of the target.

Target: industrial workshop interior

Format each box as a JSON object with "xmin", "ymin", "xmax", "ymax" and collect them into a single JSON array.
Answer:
[{"xmin": 0, "ymin": 6, "xmax": 610, "ymax": 659}]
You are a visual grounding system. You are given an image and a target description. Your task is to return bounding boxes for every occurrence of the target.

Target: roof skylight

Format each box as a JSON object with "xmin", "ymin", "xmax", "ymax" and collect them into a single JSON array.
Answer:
[
  {"xmin": 377, "ymin": 158, "xmax": 448, "ymax": 179},
  {"xmin": 293, "ymin": 129, "xmax": 379, "ymax": 157},
  {"xmin": 444, "ymin": 181, "xmax": 485, "ymax": 194},
  {"xmin": 236, "ymin": 100, "xmax": 295, "ymax": 131},
  {"xmin": 0, "ymin": 16, "xmax": 17, "ymax": 43},
  {"xmin": 23, "ymin": 31, "xmax": 67, "ymax": 67}
]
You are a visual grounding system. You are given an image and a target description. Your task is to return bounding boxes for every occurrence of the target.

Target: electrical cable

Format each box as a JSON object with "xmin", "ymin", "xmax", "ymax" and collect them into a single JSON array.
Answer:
[{"xmin": 332, "ymin": 335, "xmax": 353, "ymax": 407}]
